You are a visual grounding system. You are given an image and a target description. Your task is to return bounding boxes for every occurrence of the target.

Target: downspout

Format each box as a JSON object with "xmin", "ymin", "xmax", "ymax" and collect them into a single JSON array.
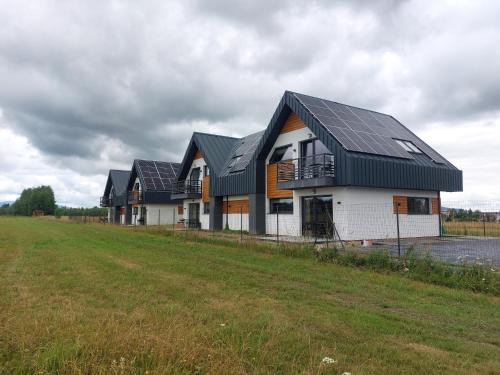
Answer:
[
  {"xmin": 438, "ymin": 191, "xmax": 442, "ymax": 237},
  {"xmin": 225, "ymin": 195, "xmax": 229, "ymax": 230}
]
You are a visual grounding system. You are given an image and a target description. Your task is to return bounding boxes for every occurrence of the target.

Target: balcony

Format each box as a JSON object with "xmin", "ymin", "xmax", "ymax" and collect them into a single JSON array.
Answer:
[
  {"xmin": 276, "ymin": 153, "xmax": 335, "ymax": 190},
  {"xmin": 171, "ymin": 180, "xmax": 202, "ymax": 200},
  {"xmin": 100, "ymin": 196, "xmax": 111, "ymax": 207},
  {"xmin": 127, "ymin": 190, "xmax": 144, "ymax": 205}
]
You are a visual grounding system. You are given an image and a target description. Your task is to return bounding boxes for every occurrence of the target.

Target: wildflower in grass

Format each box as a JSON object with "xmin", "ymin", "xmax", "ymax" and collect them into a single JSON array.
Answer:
[
  {"xmin": 321, "ymin": 356, "xmax": 337, "ymax": 365},
  {"xmin": 342, "ymin": 372, "xmax": 352, "ymax": 375},
  {"xmin": 403, "ymin": 267, "xmax": 409, "ymax": 272},
  {"xmin": 220, "ymin": 323, "xmax": 226, "ymax": 327}
]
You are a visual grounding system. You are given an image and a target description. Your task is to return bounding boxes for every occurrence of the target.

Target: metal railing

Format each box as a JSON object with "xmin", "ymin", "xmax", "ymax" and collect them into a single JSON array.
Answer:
[
  {"xmin": 100, "ymin": 196, "xmax": 111, "ymax": 207},
  {"xmin": 173, "ymin": 180, "xmax": 202, "ymax": 195},
  {"xmin": 277, "ymin": 153, "xmax": 335, "ymax": 183},
  {"xmin": 127, "ymin": 190, "xmax": 144, "ymax": 205}
]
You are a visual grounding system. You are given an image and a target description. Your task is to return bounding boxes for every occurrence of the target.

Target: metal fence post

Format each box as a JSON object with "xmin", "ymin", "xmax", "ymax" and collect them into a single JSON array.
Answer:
[
  {"xmin": 172, "ymin": 209, "xmax": 175, "ymax": 232},
  {"xmin": 158, "ymin": 209, "xmax": 160, "ymax": 226},
  {"xmin": 240, "ymin": 207, "xmax": 243, "ymax": 242},
  {"xmin": 483, "ymin": 216, "xmax": 486, "ymax": 237},
  {"xmin": 396, "ymin": 203, "xmax": 401, "ymax": 258},
  {"xmin": 276, "ymin": 205, "xmax": 279, "ymax": 244}
]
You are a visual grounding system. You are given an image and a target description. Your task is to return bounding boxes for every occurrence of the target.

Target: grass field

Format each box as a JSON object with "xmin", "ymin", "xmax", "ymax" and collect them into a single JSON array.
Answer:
[
  {"xmin": 0, "ymin": 217, "xmax": 499, "ymax": 374},
  {"xmin": 443, "ymin": 220, "xmax": 500, "ymax": 237}
]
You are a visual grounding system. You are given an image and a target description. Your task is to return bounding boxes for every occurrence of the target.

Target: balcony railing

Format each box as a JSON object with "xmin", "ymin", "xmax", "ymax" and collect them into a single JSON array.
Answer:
[
  {"xmin": 100, "ymin": 196, "xmax": 111, "ymax": 207},
  {"xmin": 172, "ymin": 180, "xmax": 202, "ymax": 195},
  {"xmin": 127, "ymin": 190, "xmax": 144, "ymax": 205},
  {"xmin": 277, "ymin": 153, "xmax": 335, "ymax": 183}
]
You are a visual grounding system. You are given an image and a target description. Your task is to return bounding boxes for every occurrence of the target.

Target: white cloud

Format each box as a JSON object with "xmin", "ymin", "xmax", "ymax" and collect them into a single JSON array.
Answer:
[{"xmin": 0, "ymin": 0, "xmax": 499, "ymax": 206}]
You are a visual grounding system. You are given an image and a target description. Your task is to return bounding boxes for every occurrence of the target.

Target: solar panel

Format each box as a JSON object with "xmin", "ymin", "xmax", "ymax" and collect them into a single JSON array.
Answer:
[
  {"xmin": 136, "ymin": 160, "xmax": 180, "ymax": 191},
  {"xmin": 221, "ymin": 131, "xmax": 264, "ymax": 175},
  {"xmin": 293, "ymin": 93, "xmax": 446, "ymax": 164}
]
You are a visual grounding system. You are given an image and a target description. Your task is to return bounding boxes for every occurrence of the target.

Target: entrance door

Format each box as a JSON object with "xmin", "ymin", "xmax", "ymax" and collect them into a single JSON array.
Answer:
[
  {"xmin": 302, "ymin": 195, "xmax": 333, "ymax": 237},
  {"xmin": 188, "ymin": 203, "xmax": 200, "ymax": 228}
]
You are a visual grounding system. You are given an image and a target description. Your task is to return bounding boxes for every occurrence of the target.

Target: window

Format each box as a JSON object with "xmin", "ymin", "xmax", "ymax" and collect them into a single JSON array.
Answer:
[
  {"xmin": 203, "ymin": 202, "xmax": 210, "ymax": 214},
  {"xmin": 228, "ymin": 156, "xmax": 241, "ymax": 168},
  {"xmin": 407, "ymin": 197, "xmax": 430, "ymax": 215},
  {"xmin": 133, "ymin": 207, "xmax": 138, "ymax": 215},
  {"xmin": 203, "ymin": 165, "xmax": 209, "ymax": 176},
  {"xmin": 395, "ymin": 139, "xmax": 422, "ymax": 154},
  {"xmin": 134, "ymin": 182, "xmax": 140, "ymax": 190},
  {"xmin": 269, "ymin": 198, "xmax": 293, "ymax": 214},
  {"xmin": 269, "ymin": 145, "xmax": 294, "ymax": 163}
]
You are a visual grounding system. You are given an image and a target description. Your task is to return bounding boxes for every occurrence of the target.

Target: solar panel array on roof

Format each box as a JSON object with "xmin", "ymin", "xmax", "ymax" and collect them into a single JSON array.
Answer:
[
  {"xmin": 221, "ymin": 131, "xmax": 264, "ymax": 175},
  {"xmin": 136, "ymin": 160, "xmax": 180, "ymax": 191},
  {"xmin": 293, "ymin": 92, "xmax": 446, "ymax": 164}
]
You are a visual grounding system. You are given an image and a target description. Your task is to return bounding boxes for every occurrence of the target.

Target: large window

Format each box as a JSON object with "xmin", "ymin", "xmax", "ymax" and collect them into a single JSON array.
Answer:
[
  {"xmin": 269, "ymin": 198, "xmax": 293, "ymax": 214},
  {"xmin": 269, "ymin": 145, "xmax": 294, "ymax": 163},
  {"xmin": 203, "ymin": 165, "xmax": 209, "ymax": 176},
  {"xmin": 407, "ymin": 197, "xmax": 430, "ymax": 215}
]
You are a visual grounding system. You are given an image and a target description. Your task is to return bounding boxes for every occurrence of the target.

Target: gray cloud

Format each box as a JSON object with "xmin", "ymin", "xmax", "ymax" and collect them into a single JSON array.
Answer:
[{"xmin": 0, "ymin": 0, "xmax": 499, "ymax": 205}]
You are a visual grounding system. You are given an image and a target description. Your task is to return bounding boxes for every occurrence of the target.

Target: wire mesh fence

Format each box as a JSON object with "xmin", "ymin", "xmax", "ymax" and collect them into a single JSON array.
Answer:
[{"xmin": 89, "ymin": 200, "xmax": 500, "ymax": 267}]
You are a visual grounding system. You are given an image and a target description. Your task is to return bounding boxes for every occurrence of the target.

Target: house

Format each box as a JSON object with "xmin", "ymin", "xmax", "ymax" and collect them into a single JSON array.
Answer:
[
  {"xmin": 126, "ymin": 159, "xmax": 181, "ymax": 225},
  {"xmin": 176, "ymin": 91, "xmax": 462, "ymax": 241},
  {"xmin": 171, "ymin": 132, "xmax": 243, "ymax": 229},
  {"xmin": 100, "ymin": 169, "xmax": 131, "ymax": 224}
]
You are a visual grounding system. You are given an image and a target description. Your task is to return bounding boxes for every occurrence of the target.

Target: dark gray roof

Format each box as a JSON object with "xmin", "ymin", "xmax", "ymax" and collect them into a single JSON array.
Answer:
[
  {"xmin": 220, "ymin": 130, "xmax": 264, "ymax": 176},
  {"xmin": 103, "ymin": 169, "xmax": 131, "ymax": 206},
  {"xmin": 292, "ymin": 92, "xmax": 449, "ymax": 165},
  {"xmin": 130, "ymin": 159, "xmax": 180, "ymax": 192},
  {"xmin": 177, "ymin": 132, "xmax": 238, "ymax": 180},
  {"xmin": 104, "ymin": 169, "xmax": 130, "ymax": 197}
]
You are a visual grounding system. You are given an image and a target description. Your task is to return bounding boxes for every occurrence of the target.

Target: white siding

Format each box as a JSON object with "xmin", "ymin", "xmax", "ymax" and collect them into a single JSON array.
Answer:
[{"xmin": 145, "ymin": 204, "xmax": 179, "ymax": 225}]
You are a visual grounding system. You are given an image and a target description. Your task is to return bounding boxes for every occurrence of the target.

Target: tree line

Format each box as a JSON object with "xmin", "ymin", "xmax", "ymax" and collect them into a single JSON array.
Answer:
[
  {"xmin": 0, "ymin": 185, "xmax": 106, "ymax": 217},
  {"xmin": 443, "ymin": 208, "xmax": 498, "ymax": 222}
]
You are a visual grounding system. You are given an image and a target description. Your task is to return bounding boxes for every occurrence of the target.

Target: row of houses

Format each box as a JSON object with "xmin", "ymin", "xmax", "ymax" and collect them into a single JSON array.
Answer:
[{"xmin": 101, "ymin": 91, "xmax": 463, "ymax": 240}]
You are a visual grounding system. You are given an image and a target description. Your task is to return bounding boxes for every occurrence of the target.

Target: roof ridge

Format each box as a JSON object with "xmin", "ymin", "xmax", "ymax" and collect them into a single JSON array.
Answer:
[
  {"xmin": 289, "ymin": 90, "xmax": 393, "ymax": 118},
  {"xmin": 193, "ymin": 131, "xmax": 239, "ymax": 140}
]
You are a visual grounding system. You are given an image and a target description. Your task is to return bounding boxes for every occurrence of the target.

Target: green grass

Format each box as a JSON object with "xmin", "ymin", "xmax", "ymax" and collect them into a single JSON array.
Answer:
[{"xmin": 0, "ymin": 217, "xmax": 499, "ymax": 374}]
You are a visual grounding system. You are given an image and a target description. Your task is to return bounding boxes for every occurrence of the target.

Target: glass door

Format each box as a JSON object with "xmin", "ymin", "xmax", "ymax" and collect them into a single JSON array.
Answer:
[
  {"xmin": 301, "ymin": 195, "xmax": 333, "ymax": 237},
  {"xmin": 188, "ymin": 203, "xmax": 200, "ymax": 228}
]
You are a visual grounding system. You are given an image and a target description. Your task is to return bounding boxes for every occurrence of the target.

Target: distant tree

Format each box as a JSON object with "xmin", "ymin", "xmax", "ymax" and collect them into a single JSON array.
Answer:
[{"xmin": 9, "ymin": 186, "xmax": 56, "ymax": 216}]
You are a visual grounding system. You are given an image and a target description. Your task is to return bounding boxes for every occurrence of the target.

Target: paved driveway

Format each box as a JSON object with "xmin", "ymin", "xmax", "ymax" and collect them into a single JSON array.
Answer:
[{"xmin": 367, "ymin": 236, "xmax": 500, "ymax": 266}]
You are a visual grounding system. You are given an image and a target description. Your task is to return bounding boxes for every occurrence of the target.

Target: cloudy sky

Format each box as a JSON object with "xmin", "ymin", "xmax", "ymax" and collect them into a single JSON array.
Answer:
[{"xmin": 0, "ymin": 0, "xmax": 499, "ymax": 207}]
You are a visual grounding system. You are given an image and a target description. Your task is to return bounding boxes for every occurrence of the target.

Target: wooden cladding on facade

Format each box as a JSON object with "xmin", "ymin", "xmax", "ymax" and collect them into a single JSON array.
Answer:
[
  {"xmin": 177, "ymin": 205, "xmax": 184, "ymax": 215},
  {"xmin": 393, "ymin": 195, "xmax": 440, "ymax": 215},
  {"xmin": 280, "ymin": 112, "xmax": 306, "ymax": 134},
  {"xmin": 194, "ymin": 148, "xmax": 203, "ymax": 160},
  {"xmin": 266, "ymin": 164, "xmax": 293, "ymax": 198},
  {"xmin": 223, "ymin": 199, "xmax": 249, "ymax": 214},
  {"xmin": 432, "ymin": 198, "xmax": 440, "ymax": 215},
  {"xmin": 393, "ymin": 196, "xmax": 408, "ymax": 214},
  {"xmin": 202, "ymin": 176, "xmax": 210, "ymax": 203}
]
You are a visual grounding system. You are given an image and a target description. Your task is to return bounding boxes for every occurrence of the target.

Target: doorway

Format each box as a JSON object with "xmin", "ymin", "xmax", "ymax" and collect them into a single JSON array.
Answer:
[
  {"xmin": 302, "ymin": 195, "xmax": 333, "ymax": 237},
  {"xmin": 188, "ymin": 203, "xmax": 200, "ymax": 228}
]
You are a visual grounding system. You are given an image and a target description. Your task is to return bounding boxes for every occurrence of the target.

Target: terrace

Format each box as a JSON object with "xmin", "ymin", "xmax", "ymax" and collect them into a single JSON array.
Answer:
[
  {"xmin": 171, "ymin": 180, "xmax": 202, "ymax": 200},
  {"xmin": 276, "ymin": 153, "xmax": 335, "ymax": 189}
]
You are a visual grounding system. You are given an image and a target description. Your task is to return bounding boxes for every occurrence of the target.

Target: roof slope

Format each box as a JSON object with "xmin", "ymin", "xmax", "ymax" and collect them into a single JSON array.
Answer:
[
  {"xmin": 103, "ymin": 169, "xmax": 130, "ymax": 197},
  {"xmin": 102, "ymin": 169, "xmax": 131, "ymax": 206},
  {"xmin": 291, "ymin": 92, "xmax": 451, "ymax": 166},
  {"xmin": 220, "ymin": 130, "xmax": 264, "ymax": 176},
  {"xmin": 131, "ymin": 159, "xmax": 180, "ymax": 192},
  {"xmin": 177, "ymin": 132, "xmax": 238, "ymax": 180}
]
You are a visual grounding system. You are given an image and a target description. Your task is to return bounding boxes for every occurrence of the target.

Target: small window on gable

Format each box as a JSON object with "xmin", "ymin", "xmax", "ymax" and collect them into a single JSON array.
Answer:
[
  {"xmin": 203, "ymin": 165, "xmax": 209, "ymax": 177},
  {"xmin": 269, "ymin": 144, "xmax": 293, "ymax": 163},
  {"xmin": 134, "ymin": 182, "xmax": 140, "ymax": 191},
  {"xmin": 395, "ymin": 139, "xmax": 422, "ymax": 154}
]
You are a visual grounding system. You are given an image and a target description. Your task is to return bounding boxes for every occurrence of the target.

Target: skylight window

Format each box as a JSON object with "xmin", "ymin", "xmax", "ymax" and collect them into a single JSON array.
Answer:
[{"xmin": 395, "ymin": 140, "xmax": 422, "ymax": 154}]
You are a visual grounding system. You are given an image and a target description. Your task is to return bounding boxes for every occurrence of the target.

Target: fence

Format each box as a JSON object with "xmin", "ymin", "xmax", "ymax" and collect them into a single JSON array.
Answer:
[{"xmin": 82, "ymin": 200, "xmax": 500, "ymax": 266}]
